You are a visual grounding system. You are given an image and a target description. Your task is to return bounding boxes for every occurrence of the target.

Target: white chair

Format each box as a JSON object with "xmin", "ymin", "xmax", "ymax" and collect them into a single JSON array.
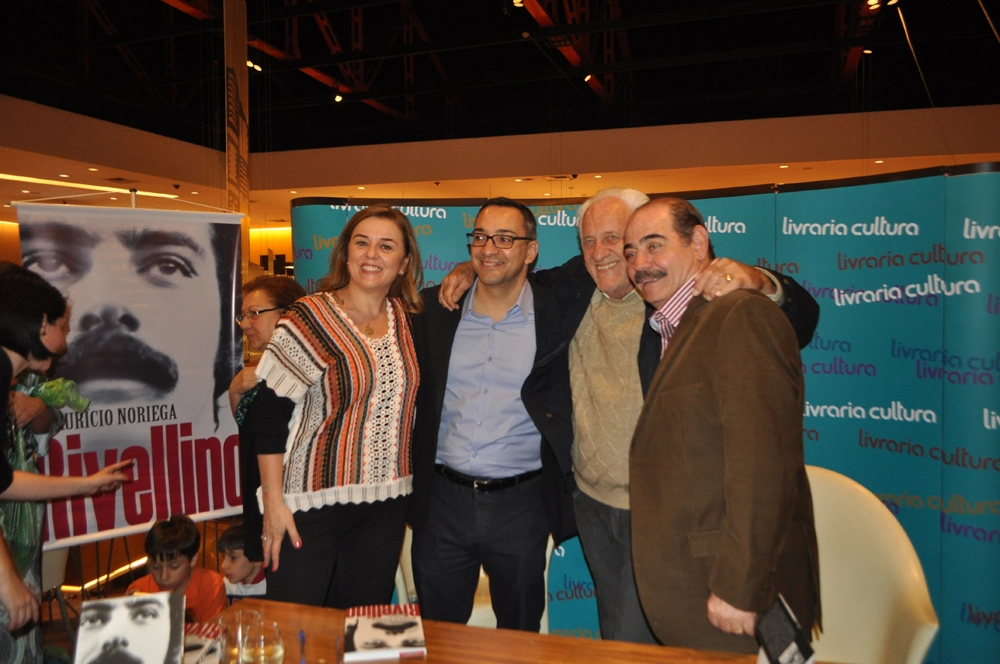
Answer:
[
  {"xmin": 806, "ymin": 465, "xmax": 938, "ymax": 664},
  {"xmin": 394, "ymin": 526, "xmax": 416, "ymax": 605},
  {"xmin": 41, "ymin": 547, "xmax": 75, "ymax": 640}
]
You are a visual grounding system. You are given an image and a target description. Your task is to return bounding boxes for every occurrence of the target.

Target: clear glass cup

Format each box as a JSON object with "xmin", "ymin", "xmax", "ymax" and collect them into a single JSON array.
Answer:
[
  {"xmin": 217, "ymin": 609, "xmax": 262, "ymax": 664},
  {"xmin": 242, "ymin": 620, "xmax": 285, "ymax": 664}
]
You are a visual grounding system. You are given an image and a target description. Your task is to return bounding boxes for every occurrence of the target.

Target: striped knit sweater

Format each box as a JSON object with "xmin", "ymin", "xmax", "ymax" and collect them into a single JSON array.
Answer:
[{"xmin": 255, "ymin": 293, "xmax": 419, "ymax": 511}]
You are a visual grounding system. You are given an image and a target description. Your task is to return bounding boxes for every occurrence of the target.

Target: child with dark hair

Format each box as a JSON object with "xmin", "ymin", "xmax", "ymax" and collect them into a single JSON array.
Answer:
[
  {"xmin": 216, "ymin": 523, "xmax": 266, "ymax": 604},
  {"xmin": 126, "ymin": 515, "xmax": 227, "ymax": 623}
]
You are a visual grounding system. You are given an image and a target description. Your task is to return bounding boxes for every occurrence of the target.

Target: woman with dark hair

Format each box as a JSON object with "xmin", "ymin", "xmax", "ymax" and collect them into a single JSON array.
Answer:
[
  {"xmin": 229, "ymin": 275, "xmax": 306, "ymax": 562},
  {"xmin": 255, "ymin": 206, "xmax": 423, "ymax": 608},
  {"xmin": 0, "ymin": 264, "xmax": 131, "ymax": 640}
]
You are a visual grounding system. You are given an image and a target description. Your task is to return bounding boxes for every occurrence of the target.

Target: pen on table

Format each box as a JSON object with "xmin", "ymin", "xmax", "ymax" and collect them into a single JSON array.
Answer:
[{"xmin": 299, "ymin": 629, "xmax": 306, "ymax": 664}]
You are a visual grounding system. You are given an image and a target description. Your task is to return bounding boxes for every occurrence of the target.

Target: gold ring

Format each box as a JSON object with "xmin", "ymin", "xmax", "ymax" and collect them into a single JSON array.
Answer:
[
  {"xmin": 734, "ymin": 627, "xmax": 744, "ymax": 635},
  {"xmin": 725, "ymin": 274, "xmax": 732, "ymax": 282}
]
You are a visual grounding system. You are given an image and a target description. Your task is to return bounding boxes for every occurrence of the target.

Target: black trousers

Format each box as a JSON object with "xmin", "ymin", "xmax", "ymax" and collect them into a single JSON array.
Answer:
[
  {"xmin": 411, "ymin": 471, "xmax": 549, "ymax": 631},
  {"xmin": 266, "ymin": 495, "xmax": 408, "ymax": 609}
]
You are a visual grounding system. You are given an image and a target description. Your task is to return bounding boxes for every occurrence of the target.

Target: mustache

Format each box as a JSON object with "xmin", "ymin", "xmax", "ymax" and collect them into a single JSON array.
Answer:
[
  {"xmin": 85, "ymin": 648, "xmax": 146, "ymax": 664},
  {"xmin": 56, "ymin": 330, "xmax": 178, "ymax": 392},
  {"xmin": 632, "ymin": 268, "xmax": 667, "ymax": 283}
]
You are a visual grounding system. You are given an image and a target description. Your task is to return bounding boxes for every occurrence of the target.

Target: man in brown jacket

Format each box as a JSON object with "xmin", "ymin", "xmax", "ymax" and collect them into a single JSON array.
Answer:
[{"xmin": 623, "ymin": 197, "xmax": 820, "ymax": 653}]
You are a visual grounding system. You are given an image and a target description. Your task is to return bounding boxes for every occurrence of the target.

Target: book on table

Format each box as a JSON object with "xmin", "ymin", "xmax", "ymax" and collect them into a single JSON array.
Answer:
[{"xmin": 343, "ymin": 604, "xmax": 427, "ymax": 662}]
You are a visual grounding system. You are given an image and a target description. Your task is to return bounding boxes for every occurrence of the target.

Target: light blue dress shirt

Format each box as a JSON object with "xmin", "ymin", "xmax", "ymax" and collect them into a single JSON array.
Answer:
[{"xmin": 435, "ymin": 280, "xmax": 543, "ymax": 478}]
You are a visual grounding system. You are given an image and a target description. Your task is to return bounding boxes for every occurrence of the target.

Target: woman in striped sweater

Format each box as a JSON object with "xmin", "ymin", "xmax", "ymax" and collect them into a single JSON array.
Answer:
[{"xmin": 254, "ymin": 206, "xmax": 423, "ymax": 608}]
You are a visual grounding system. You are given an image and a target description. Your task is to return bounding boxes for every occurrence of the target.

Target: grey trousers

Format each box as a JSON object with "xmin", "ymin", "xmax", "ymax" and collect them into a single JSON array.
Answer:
[{"xmin": 573, "ymin": 489, "xmax": 657, "ymax": 644}]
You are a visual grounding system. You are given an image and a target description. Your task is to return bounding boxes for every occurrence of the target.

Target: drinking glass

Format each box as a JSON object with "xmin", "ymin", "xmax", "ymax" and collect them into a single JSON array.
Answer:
[
  {"xmin": 242, "ymin": 620, "xmax": 285, "ymax": 664},
  {"xmin": 217, "ymin": 609, "xmax": 262, "ymax": 664}
]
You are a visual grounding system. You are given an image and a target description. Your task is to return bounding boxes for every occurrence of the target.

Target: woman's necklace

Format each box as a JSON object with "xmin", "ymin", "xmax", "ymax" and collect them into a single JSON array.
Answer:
[{"xmin": 335, "ymin": 291, "xmax": 385, "ymax": 336}]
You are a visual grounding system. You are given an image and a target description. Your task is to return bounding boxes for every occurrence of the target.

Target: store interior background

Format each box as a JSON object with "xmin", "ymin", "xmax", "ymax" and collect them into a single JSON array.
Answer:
[{"xmin": 2, "ymin": 1, "xmax": 1000, "ymax": 660}]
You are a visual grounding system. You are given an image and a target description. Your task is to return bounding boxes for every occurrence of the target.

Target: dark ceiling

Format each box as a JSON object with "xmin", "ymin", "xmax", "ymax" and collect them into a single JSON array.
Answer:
[{"xmin": 3, "ymin": 0, "xmax": 999, "ymax": 154}]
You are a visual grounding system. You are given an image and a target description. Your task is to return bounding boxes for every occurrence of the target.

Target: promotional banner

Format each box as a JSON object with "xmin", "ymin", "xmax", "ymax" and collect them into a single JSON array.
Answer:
[
  {"xmin": 15, "ymin": 203, "xmax": 244, "ymax": 548},
  {"xmin": 290, "ymin": 169, "xmax": 999, "ymax": 661}
]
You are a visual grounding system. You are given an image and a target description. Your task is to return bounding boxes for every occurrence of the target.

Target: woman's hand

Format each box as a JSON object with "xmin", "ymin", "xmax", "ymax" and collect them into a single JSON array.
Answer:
[
  {"xmin": 261, "ymin": 496, "xmax": 302, "ymax": 572},
  {"xmin": 9, "ymin": 393, "xmax": 48, "ymax": 431},
  {"xmin": 228, "ymin": 366, "xmax": 258, "ymax": 415},
  {"xmin": 258, "ymin": 453, "xmax": 300, "ymax": 572},
  {"xmin": 83, "ymin": 460, "xmax": 134, "ymax": 495},
  {"xmin": 0, "ymin": 551, "xmax": 39, "ymax": 631}
]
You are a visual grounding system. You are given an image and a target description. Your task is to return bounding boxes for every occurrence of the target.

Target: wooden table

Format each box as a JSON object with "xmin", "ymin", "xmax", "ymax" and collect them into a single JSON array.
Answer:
[{"xmin": 226, "ymin": 598, "xmax": 757, "ymax": 664}]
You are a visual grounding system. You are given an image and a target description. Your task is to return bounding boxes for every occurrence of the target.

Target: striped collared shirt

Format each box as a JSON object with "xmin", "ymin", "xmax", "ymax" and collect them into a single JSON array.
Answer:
[{"xmin": 649, "ymin": 277, "xmax": 697, "ymax": 357}]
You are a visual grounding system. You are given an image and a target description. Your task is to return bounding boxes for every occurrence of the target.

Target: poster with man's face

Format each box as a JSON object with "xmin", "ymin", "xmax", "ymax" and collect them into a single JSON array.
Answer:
[
  {"xmin": 74, "ymin": 591, "xmax": 184, "ymax": 664},
  {"xmin": 16, "ymin": 203, "xmax": 243, "ymax": 546}
]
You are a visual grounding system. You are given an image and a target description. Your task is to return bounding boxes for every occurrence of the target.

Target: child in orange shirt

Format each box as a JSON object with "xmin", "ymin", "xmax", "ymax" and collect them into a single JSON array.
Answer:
[{"xmin": 126, "ymin": 515, "xmax": 227, "ymax": 623}]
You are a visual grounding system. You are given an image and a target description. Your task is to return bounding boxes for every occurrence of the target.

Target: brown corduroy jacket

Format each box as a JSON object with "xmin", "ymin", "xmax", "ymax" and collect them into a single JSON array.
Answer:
[{"xmin": 630, "ymin": 290, "xmax": 821, "ymax": 654}]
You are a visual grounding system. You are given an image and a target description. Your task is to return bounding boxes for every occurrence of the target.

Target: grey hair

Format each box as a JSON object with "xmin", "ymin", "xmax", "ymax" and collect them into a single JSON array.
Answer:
[{"xmin": 576, "ymin": 188, "xmax": 650, "ymax": 240}]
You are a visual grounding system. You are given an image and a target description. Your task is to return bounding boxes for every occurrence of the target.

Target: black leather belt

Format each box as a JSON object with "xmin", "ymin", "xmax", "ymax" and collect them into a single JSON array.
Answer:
[{"xmin": 435, "ymin": 464, "xmax": 542, "ymax": 492}]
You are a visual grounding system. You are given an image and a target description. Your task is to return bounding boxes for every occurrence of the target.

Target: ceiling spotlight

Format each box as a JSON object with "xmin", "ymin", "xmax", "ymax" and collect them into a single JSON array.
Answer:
[
  {"xmin": 869, "ymin": 2, "xmax": 880, "ymax": 9},
  {"xmin": 21, "ymin": 189, "xmax": 29, "ymax": 194},
  {"xmin": 110, "ymin": 196, "xmax": 117, "ymax": 200},
  {"xmin": 887, "ymin": 0, "xmax": 898, "ymax": 4},
  {"xmin": 544, "ymin": 193, "xmax": 551, "ymax": 196},
  {"xmin": 191, "ymin": 191, "xmax": 199, "ymax": 195},
  {"xmin": 290, "ymin": 190, "xmax": 297, "ymax": 194},
  {"xmin": 779, "ymin": 165, "xmax": 789, "ymax": 169},
  {"xmin": 513, "ymin": 0, "xmax": 523, "ymax": 7},
  {"xmin": 247, "ymin": 60, "xmax": 254, "ymax": 67},
  {"xmin": 583, "ymin": 74, "xmax": 592, "ymax": 82},
  {"xmin": 358, "ymin": 186, "xmax": 366, "ymax": 190},
  {"xmin": 59, "ymin": 174, "xmax": 69, "ymax": 178},
  {"xmin": 875, "ymin": 159, "xmax": 884, "ymax": 164},
  {"xmin": 88, "ymin": 167, "xmax": 98, "ymax": 172},
  {"xmin": 334, "ymin": 95, "xmax": 343, "ymax": 102},
  {"xmin": 867, "ymin": 0, "xmax": 878, "ymax": 4},
  {"xmin": 863, "ymin": 49, "xmax": 873, "ymax": 54},
  {"xmin": 594, "ymin": 175, "xmax": 602, "ymax": 179},
  {"xmin": 514, "ymin": 178, "xmax": 522, "ymax": 182},
  {"xmin": 253, "ymin": 64, "xmax": 262, "ymax": 72}
]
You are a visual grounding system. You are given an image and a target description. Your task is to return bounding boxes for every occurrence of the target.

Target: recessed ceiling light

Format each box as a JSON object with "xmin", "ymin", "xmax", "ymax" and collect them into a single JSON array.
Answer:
[
  {"xmin": 191, "ymin": 191, "xmax": 199, "ymax": 195},
  {"xmin": 3, "ymin": 204, "xmax": 10, "ymax": 208},
  {"xmin": 777, "ymin": 182, "xmax": 785, "ymax": 186},
  {"xmin": 88, "ymin": 167, "xmax": 98, "ymax": 172},
  {"xmin": 253, "ymin": 64, "xmax": 262, "ymax": 72},
  {"xmin": 110, "ymin": 196, "xmax": 117, "ymax": 200},
  {"xmin": 779, "ymin": 165, "xmax": 789, "ymax": 169},
  {"xmin": 863, "ymin": 49, "xmax": 873, "ymax": 54},
  {"xmin": 594, "ymin": 175, "xmax": 602, "ymax": 179},
  {"xmin": 335, "ymin": 95, "xmax": 343, "ymax": 102},
  {"xmin": 514, "ymin": 179, "xmax": 522, "ymax": 182},
  {"xmin": 21, "ymin": 189, "xmax": 29, "ymax": 194},
  {"xmin": 247, "ymin": 60, "xmax": 254, "ymax": 67},
  {"xmin": 290, "ymin": 190, "xmax": 297, "ymax": 194},
  {"xmin": 583, "ymin": 74, "xmax": 592, "ymax": 82},
  {"xmin": 59, "ymin": 174, "xmax": 69, "ymax": 178},
  {"xmin": 358, "ymin": 186, "xmax": 366, "ymax": 190},
  {"xmin": 875, "ymin": 159, "xmax": 884, "ymax": 164},
  {"xmin": 544, "ymin": 193, "xmax": 550, "ymax": 196}
]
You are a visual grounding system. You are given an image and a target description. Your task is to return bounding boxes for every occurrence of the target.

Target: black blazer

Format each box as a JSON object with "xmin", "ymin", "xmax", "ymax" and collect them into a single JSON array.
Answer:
[{"xmin": 409, "ymin": 265, "xmax": 594, "ymax": 545}]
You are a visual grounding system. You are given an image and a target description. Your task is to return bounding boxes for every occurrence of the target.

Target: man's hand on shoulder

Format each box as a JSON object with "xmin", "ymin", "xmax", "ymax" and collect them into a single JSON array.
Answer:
[
  {"xmin": 438, "ymin": 261, "xmax": 475, "ymax": 311},
  {"xmin": 693, "ymin": 258, "xmax": 774, "ymax": 301},
  {"xmin": 706, "ymin": 592, "xmax": 757, "ymax": 637}
]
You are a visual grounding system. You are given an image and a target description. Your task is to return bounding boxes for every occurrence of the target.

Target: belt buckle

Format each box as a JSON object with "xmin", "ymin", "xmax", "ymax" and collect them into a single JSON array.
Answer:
[{"xmin": 473, "ymin": 478, "xmax": 487, "ymax": 492}]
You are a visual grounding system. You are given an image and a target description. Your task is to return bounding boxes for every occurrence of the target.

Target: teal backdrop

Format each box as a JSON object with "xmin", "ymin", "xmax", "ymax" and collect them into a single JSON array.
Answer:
[{"xmin": 289, "ymin": 167, "xmax": 1000, "ymax": 663}]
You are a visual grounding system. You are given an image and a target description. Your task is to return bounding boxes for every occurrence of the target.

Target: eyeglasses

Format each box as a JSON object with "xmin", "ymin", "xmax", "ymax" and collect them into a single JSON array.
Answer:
[
  {"xmin": 467, "ymin": 233, "xmax": 534, "ymax": 249},
  {"xmin": 236, "ymin": 307, "xmax": 282, "ymax": 325}
]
